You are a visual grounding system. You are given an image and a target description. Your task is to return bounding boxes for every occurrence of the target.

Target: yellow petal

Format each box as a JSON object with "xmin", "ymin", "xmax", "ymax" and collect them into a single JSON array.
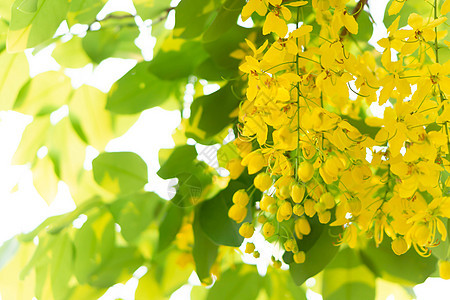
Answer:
[
  {"xmin": 343, "ymin": 12, "xmax": 358, "ymax": 34},
  {"xmin": 442, "ymin": 0, "xmax": 450, "ymax": 15}
]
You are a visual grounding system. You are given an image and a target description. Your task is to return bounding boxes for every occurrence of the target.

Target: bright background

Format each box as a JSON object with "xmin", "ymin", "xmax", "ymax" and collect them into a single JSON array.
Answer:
[{"xmin": 0, "ymin": 0, "xmax": 449, "ymax": 299}]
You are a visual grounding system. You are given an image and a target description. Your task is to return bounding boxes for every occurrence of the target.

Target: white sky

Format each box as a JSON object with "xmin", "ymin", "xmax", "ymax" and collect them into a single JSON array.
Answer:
[{"xmin": 0, "ymin": 0, "xmax": 449, "ymax": 299}]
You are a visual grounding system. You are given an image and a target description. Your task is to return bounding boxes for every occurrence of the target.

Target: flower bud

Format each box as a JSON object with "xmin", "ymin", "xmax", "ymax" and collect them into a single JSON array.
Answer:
[
  {"xmin": 320, "ymin": 192, "xmax": 335, "ymax": 209},
  {"xmin": 293, "ymin": 204, "xmax": 305, "ymax": 216},
  {"xmin": 391, "ymin": 237, "xmax": 408, "ymax": 255},
  {"xmin": 245, "ymin": 242, "xmax": 256, "ymax": 254},
  {"xmin": 318, "ymin": 210, "xmax": 331, "ymax": 224},
  {"xmin": 257, "ymin": 215, "xmax": 267, "ymax": 223},
  {"xmin": 295, "ymin": 217, "xmax": 311, "ymax": 237},
  {"xmin": 233, "ymin": 189, "xmax": 250, "ymax": 206},
  {"xmin": 226, "ymin": 158, "xmax": 245, "ymax": 180},
  {"xmin": 260, "ymin": 195, "xmax": 276, "ymax": 212},
  {"xmin": 347, "ymin": 197, "xmax": 362, "ymax": 215},
  {"xmin": 273, "ymin": 260, "xmax": 282, "ymax": 269},
  {"xmin": 290, "ymin": 184, "xmax": 305, "ymax": 203},
  {"xmin": 439, "ymin": 260, "xmax": 450, "ymax": 280},
  {"xmin": 228, "ymin": 204, "xmax": 247, "ymax": 223},
  {"xmin": 304, "ymin": 199, "xmax": 316, "ymax": 217},
  {"xmin": 263, "ymin": 222, "xmax": 275, "ymax": 238},
  {"xmin": 293, "ymin": 251, "xmax": 306, "ymax": 264},
  {"xmin": 239, "ymin": 222, "xmax": 255, "ymax": 238},
  {"xmin": 254, "ymin": 172, "xmax": 273, "ymax": 191},
  {"xmin": 297, "ymin": 161, "xmax": 314, "ymax": 182},
  {"xmin": 314, "ymin": 201, "xmax": 326, "ymax": 214},
  {"xmin": 413, "ymin": 223, "xmax": 430, "ymax": 246},
  {"xmin": 284, "ymin": 239, "xmax": 296, "ymax": 252}
]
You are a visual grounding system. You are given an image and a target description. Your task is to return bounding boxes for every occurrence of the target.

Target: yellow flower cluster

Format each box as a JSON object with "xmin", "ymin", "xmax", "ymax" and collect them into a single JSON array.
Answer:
[{"xmin": 227, "ymin": 0, "xmax": 450, "ymax": 273}]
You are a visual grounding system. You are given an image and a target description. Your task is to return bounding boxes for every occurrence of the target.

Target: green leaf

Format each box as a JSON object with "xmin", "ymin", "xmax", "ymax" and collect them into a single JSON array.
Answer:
[
  {"xmin": 157, "ymin": 145, "xmax": 197, "ymax": 180},
  {"xmin": 107, "ymin": 61, "xmax": 181, "ymax": 114},
  {"xmin": 50, "ymin": 233, "xmax": 74, "ymax": 300},
  {"xmin": 92, "ymin": 151, "xmax": 148, "ymax": 195},
  {"xmin": 0, "ymin": 237, "xmax": 20, "ymax": 271},
  {"xmin": 431, "ymin": 218, "xmax": 450, "ymax": 260},
  {"xmin": 341, "ymin": 115, "xmax": 381, "ymax": 139},
  {"xmin": 289, "ymin": 216, "xmax": 341, "ymax": 285},
  {"xmin": 426, "ymin": 122, "xmax": 442, "ymax": 133},
  {"xmin": 322, "ymin": 247, "xmax": 376, "ymax": 300},
  {"xmin": 264, "ymin": 268, "xmax": 307, "ymax": 300},
  {"xmin": 187, "ymin": 82, "xmax": 240, "ymax": 143},
  {"xmin": 82, "ymin": 20, "xmax": 141, "ymax": 64},
  {"xmin": 360, "ymin": 238, "xmax": 438, "ymax": 286},
  {"xmin": 52, "ymin": 36, "xmax": 91, "ymax": 68},
  {"xmin": 7, "ymin": 0, "xmax": 70, "ymax": 52},
  {"xmin": 109, "ymin": 192, "xmax": 165, "ymax": 243},
  {"xmin": 195, "ymin": 57, "xmax": 237, "ymax": 81},
  {"xmin": 92, "ymin": 246, "xmax": 144, "ymax": 288},
  {"xmin": 74, "ymin": 209, "xmax": 116, "ymax": 286},
  {"xmin": 69, "ymin": 85, "xmax": 123, "ymax": 150},
  {"xmin": 203, "ymin": 25, "xmax": 260, "ymax": 70},
  {"xmin": 47, "ymin": 117, "xmax": 86, "ymax": 187},
  {"xmin": 202, "ymin": 0, "xmax": 245, "ymax": 43},
  {"xmin": 0, "ymin": 51, "xmax": 29, "ymax": 111},
  {"xmin": 0, "ymin": 0, "xmax": 15, "ymax": 20},
  {"xmin": 32, "ymin": 155, "xmax": 59, "ymax": 204},
  {"xmin": 157, "ymin": 203, "xmax": 184, "ymax": 252},
  {"xmin": 0, "ymin": 242, "xmax": 36, "ymax": 300},
  {"xmin": 217, "ymin": 140, "xmax": 240, "ymax": 168},
  {"xmin": 67, "ymin": 0, "xmax": 107, "ymax": 26},
  {"xmin": 346, "ymin": 10, "xmax": 373, "ymax": 52},
  {"xmin": 73, "ymin": 218, "xmax": 97, "ymax": 284},
  {"xmin": 20, "ymin": 234, "xmax": 57, "ymax": 279},
  {"xmin": 13, "ymin": 71, "xmax": 72, "ymax": 116},
  {"xmin": 12, "ymin": 115, "xmax": 50, "ymax": 165},
  {"xmin": 134, "ymin": 0, "xmax": 172, "ymax": 20},
  {"xmin": 207, "ymin": 264, "xmax": 261, "ymax": 300},
  {"xmin": 193, "ymin": 208, "xmax": 218, "ymax": 282},
  {"xmin": 383, "ymin": 0, "xmax": 432, "ymax": 29},
  {"xmin": 198, "ymin": 180, "xmax": 247, "ymax": 247},
  {"xmin": 168, "ymin": 161, "xmax": 215, "ymax": 207},
  {"xmin": 135, "ymin": 251, "xmax": 193, "ymax": 299},
  {"xmin": 148, "ymin": 40, "xmax": 208, "ymax": 80},
  {"xmin": 174, "ymin": 0, "xmax": 221, "ymax": 39}
]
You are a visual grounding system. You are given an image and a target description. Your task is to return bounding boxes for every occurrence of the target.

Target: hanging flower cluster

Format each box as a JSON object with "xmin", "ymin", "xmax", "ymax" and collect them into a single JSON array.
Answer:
[{"xmin": 227, "ymin": 0, "xmax": 450, "ymax": 277}]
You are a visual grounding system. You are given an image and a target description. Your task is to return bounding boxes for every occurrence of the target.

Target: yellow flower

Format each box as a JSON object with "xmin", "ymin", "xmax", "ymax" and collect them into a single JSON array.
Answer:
[
  {"xmin": 262, "ymin": 4, "xmax": 293, "ymax": 37},
  {"xmin": 388, "ymin": 0, "xmax": 405, "ymax": 15},
  {"xmin": 241, "ymin": 0, "xmax": 268, "ymax": 22}
]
